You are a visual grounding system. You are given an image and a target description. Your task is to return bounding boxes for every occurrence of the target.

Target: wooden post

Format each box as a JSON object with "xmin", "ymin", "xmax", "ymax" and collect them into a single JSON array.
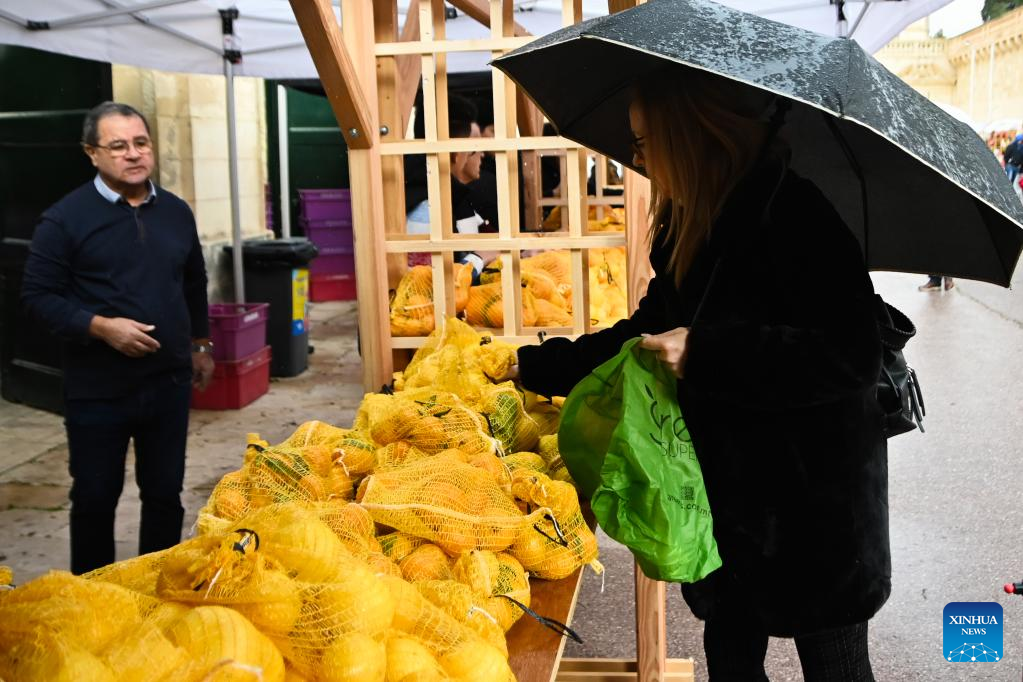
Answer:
[
  {"xmin": 374, "ymin": 0, "xmax": 410, "ymax": 291},
  {"xmin": 624, "ymin": 169, "xmax": 653, "ymax": 313},
  {"xmin": 397, "ymin": 0, "xmax": 422, "ymax": 135},
  {"xmin": 339, "ymin": 0, "xmax": 390, "ymax": 388}
]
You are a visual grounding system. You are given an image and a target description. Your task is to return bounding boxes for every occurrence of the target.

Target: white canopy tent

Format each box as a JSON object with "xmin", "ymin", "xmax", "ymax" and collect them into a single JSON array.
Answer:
[{"xmin": 0, "ymin": 0, "xmax": 951, "ymax": 300}]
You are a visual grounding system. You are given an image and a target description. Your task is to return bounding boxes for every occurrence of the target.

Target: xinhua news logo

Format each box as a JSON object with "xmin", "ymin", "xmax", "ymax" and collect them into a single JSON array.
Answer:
[{"xmin": 943, "ymin": 602, "xmax": 1003, "ymax": 663}]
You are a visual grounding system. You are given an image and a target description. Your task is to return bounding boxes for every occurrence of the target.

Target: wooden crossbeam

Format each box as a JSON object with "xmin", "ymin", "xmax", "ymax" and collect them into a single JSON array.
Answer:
[
  {"xmin": 448, "ymin": 0, "xmax": 531, "ymax": 36},
  {"xmin": 288, "ymin": 0, "xmax": 373, "ymax": 150}
]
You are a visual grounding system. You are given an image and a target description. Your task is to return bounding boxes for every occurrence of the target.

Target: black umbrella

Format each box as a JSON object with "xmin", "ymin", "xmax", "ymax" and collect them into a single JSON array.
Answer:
[{"xmin": 493, "ymin": 0, "xmax": 1023, "ymax": 287}]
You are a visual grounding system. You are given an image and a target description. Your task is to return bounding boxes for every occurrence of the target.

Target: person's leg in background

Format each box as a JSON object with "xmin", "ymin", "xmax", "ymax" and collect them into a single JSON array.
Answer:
[
  {"xmin": 794, "ymin": 621, "xmax": 875, "ymax": 682},
  {"xmin": 918, "ymin": 275, "xmax": 944, "ymax": 291},
  {"xmin": 132, "ymin": 374, "xmax": 191, "ymax": 555},
  {"xmin": 65, "ymin": 396, "xmax": 134, "ymax": 575}
]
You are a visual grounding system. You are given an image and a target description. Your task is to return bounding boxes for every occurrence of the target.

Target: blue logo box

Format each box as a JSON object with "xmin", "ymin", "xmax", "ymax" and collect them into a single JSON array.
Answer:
[{"xmin": 944, "ymin": 602, "xmax": 1003, "ymax": 663}]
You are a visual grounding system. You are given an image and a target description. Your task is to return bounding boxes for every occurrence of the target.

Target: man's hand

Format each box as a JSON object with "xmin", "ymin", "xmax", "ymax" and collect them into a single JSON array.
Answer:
[
  {"xmin": 640, "ymin": 327, "xmax": 690, "ymax": 378},
  {"xmin": 192, "ymin": 352, "xmax": 215, "ymax": 391},
  {"xmin": 89, "ymin": 316, "xmax": 161, "ymax": 358}
]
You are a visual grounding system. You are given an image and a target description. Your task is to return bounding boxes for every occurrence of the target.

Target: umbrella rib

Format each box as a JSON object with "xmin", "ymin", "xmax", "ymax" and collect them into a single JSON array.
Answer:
[{"xmin": 821, "ymin": 112, "xmax": 870, "ymax": 264}]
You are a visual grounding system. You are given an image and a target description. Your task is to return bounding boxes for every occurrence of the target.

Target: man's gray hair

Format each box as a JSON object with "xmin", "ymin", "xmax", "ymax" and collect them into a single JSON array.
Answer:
[{"xmin": 81, "ymin": 101, "xmax": 150, "ymax": 146}]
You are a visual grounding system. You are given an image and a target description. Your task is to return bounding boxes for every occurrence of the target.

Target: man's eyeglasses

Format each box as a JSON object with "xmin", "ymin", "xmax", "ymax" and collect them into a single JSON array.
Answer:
[{"xmin": 87, "ymin": 137, "xmax": 153, "ymax": 157}]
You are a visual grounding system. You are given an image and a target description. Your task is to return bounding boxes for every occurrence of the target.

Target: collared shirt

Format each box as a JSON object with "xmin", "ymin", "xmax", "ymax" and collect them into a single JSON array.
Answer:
[{"xmin": 93, "ymin": 174, "xmax": 157, "ymax": 205}]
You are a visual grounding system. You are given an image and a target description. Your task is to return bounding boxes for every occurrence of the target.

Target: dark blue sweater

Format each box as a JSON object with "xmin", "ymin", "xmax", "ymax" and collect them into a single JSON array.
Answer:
[{"xmin": 22, "ymin": 180, "xmax": 209, "ymax": 399}]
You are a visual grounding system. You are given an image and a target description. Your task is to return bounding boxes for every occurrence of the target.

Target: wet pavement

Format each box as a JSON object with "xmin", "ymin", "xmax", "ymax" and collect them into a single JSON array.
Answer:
[{"xmin": 1, "ymin": 271, "xmax": 1021, "ymax": 681}]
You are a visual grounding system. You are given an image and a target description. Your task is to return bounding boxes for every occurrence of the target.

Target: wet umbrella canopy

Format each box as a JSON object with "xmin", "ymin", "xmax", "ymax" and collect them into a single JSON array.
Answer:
[{"xmin": 493, "ymin": 0, "xmax": 1023, "ymax": 287}]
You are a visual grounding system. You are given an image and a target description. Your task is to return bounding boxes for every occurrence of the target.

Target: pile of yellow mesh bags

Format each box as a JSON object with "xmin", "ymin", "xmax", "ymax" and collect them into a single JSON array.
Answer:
[
  {"xmin": 0, "ymin": 319, "xmax": 598, "ymax": 682},
  {"xmin": 391, "ymin": 247, "xmax": 628, "ymax": 336}
]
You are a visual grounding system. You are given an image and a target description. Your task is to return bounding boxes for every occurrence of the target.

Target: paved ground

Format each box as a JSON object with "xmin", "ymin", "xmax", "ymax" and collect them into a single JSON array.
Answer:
[{"xmin": 1, "ymin": 270, "xmax": 1021, "ymax": 681}]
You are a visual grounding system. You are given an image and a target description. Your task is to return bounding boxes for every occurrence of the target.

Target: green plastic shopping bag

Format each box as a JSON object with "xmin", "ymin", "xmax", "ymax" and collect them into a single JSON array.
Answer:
[{"xmin": 558, "ymin": 337, "xmax": 722, "ymax": 582}]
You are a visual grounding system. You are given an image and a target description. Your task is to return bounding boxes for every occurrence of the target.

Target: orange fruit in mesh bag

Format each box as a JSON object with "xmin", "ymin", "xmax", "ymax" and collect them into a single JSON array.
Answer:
[
  {"xmin": 167, "ymin": 605, "xmax": 285, "ymax": 682},
  {"xmin": 311, "ymin": 568, "xmax": 395, "ymax": 638},
  {"xmin": 451, "ymin": 550, "xmax": 501, "ymax": 596},
  {"xmin": 454, "ymin": 263, "xmax": 473, "ymax": 314},
  {"xmin": 466, "ymin": 453, "xmax": 512, "ymax": 494},
  {"xmin": 211, "ymin": 469, "xmax": 251, "ymax": 519},
  {"xmin": 360, "ymin": 459, "xmax": 533, "ymax": 554},
  {"xmin": 525, "ymin": 393, "xmax": 561, "ymax": 437},
  {"xmin": 326, "ymin": 464, "xmax": 356, "ymax": 501},
  {"xmin": 146, "ymin": 601, "xmax": 191, "ymax": 633},
  {"xmin": 101, "ymin": 619, "xmax": 189, "ymax": 682},
  {"xmin": 1, "ymin": 571, "xmax": 145, "ymax": 652},
  {"xmin": 241, "ymin": 504, "xmax": 348, "ymax": 583},
  {"xmin": 400, "ymin": 544, "xmax": 453, "ymax": 582},
  {"xmin": 234, "ymin": 568, "xmax": 303, "ymax": 635},
  {"xmin": 319, "ymin": 501, "xmax": 376, "ymax": 541},
  {"xmin": 1, "ymin": 637, "xmax": 117, "ymax": 682},
  {"xmin": 476, "ymin": 341, "xmax": 518, "ymax": 383},
  {"xmin": 532, "ymin": 297, "xmax": 573, "ymax": 327},
  {"xmin": 319, "ymin": 631, "xmax": 386, "ymax": 682},
  {"xmin": 485, "ymin": 553, "xmax": 531, "ymax": 631},
  {"xmin": 379, "ymin": 531, "xmax": 426, "ymax": 563},
  {"xmin": 416, "ymin": 580, "xmax": 507, "ymax": 657},
  {"xmin": 282, "ymin": 420, "xmax": 349, "ymax": 449},
  {"xmin": 375, "ymin": 442, "xmax": 428, "ymax": 470},
  {"xmin": 501, "ymin": 452, "xmax": 547, "ymax": 474},
  {"xmin": 465, "ymin": 282, "xmax": 503, "ymax": 328},
  {"xmin": 439, "ymin": 640, "xmax": 514, "ymax": 681},
  {"xmin": 366, "ymin": 552, "xmax": 404, "ymax": 579},
  {"xmin": 477, "ymin": 383, "xmax": 541, "ymax": 454},
  {"xmin": 386, "ymin": 635, "xmax": 446, "ymax": 681},
  {"xmin": 336, "ymin": 435, "xmax": 377, "ymax": 476}
]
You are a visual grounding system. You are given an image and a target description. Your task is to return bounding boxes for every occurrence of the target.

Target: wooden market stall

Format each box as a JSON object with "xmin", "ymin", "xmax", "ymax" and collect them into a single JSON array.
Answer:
[{"xmin": 288, "ymin": 0, "xmax": 691, "ymax": 679}]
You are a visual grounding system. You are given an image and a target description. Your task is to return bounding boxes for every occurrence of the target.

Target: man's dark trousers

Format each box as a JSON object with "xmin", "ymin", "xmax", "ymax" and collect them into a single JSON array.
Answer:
[{"xmin": 66, "ymin": 372, "xmax": 191, "ymax": 575}]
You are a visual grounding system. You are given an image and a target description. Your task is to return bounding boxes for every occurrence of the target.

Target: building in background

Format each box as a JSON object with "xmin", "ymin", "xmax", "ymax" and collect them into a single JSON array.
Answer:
[{"xmin": 875, "ymin": 7, "xmax": 1023, "ymax": 135}]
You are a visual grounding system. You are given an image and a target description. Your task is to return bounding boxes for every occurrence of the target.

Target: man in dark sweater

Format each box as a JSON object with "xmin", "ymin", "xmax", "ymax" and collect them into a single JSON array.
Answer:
[{"xmin": 22, "ymin": 102, "xmax": 213, "ymax": 574}]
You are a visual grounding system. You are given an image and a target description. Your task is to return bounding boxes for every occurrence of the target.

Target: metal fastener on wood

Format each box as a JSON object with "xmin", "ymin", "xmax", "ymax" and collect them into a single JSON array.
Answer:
[
  {"xmin": 349, "ymin": 128, "xmax": 359, "ymax": 137},
  {"xmin": 380, "ymin": 125, "xmax": 390, "ymax": 135}
]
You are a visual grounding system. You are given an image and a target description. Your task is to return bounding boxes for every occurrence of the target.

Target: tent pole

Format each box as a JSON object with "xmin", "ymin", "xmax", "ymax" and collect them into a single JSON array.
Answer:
[
  {"xmin": 277, "ymin": 84, "xmax": 292, "ymax": 238},
  {"xmin": 224, "ymin": 57, "xmax": 245, "ymax": 302},
  {"xmin": 221, "ymin": 8, "xmax": 245, "ymax": 303}
]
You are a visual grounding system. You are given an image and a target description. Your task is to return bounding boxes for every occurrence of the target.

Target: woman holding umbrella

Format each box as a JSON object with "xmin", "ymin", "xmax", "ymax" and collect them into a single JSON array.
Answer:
[{"xmin": 506, "ymin": 67, "xmax": 889, "ymax": 681}]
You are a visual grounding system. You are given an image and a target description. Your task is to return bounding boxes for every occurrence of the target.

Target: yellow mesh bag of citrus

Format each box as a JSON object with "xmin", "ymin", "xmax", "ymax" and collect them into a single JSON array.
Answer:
[{"xmin": 359, "ymin": 457, "xmax": 545, "ymax": 555}]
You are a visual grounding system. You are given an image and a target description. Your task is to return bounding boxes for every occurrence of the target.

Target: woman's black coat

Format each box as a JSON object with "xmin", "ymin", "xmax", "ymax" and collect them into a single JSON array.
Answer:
[{"xmin": 517, "ymin": 153, "xmax": 890, "ymax": 637}]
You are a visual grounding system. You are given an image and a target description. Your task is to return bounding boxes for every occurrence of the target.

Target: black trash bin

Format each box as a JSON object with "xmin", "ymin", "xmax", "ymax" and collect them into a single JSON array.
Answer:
[{"xmin": 228, "ymin": 238, "xmax": 319, "ymax": 378}]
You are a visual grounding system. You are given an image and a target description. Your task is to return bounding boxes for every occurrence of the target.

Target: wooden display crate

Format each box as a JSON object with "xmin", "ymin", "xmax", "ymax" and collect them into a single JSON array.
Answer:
[{"xmin": 289, "ymin": 1, "xmax": 683, "ymax": 680}]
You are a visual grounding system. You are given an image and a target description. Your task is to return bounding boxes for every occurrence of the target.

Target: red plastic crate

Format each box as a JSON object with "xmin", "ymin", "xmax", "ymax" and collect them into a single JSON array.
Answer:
[
  {"xmin": 207, "ymin": 303, "xmax": 269, "ymax": 362},
  {"xmin": 310, "ymin": 246, "xmax": 355, "ymax": 276},
  {"xmin": 298, "ymin": 188, "xmax": 352, "ymax": 222},
  {"xmin": 310, "ymin": 273, "xmax": 357, "ymax": 301},
  {"xmin": 191, "ymin": 346, "xmax": 271, "ymax": 410}
]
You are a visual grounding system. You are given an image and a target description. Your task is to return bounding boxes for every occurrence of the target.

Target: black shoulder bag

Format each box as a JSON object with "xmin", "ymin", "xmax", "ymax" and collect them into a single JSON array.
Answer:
[{"xmin": 874, "ymin": 295, "xmax": 925, "ymax": 437}]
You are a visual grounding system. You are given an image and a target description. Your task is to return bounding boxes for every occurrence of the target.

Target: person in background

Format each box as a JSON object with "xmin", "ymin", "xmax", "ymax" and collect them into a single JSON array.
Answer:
[
  {"xmin": 918, "ymin": 274, "xmax": 954, "ymax": 291},
  {"xmin": 21, "ymin": 101, "xmax": 213, "ymax": 575},
  {"xmin": 404, "ymin": 94, "xmax": 492, "ymax": 278},
  {"xmin": 504, "ymin": 68, "xmax": 889, "ymax": 681},
  {"xmin": 1004, "ymin": 133, "xmax": 1023, "ymax": 184}
]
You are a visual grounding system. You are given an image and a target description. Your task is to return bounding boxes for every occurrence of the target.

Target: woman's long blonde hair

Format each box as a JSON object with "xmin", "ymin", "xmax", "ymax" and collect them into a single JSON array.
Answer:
[{"xmin": 633, "ymin": 69, "xmax": 771, "ymax": 287}]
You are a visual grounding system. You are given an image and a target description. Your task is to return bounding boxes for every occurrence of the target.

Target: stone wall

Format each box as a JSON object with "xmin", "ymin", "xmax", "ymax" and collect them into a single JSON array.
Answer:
[
  {"xmin": 112, "ymin": 66, "xmax": 270, "ymax": 302},
  {"xmin": 875, "ymin": 8, "xmax": 1023, "ymax": 128}
]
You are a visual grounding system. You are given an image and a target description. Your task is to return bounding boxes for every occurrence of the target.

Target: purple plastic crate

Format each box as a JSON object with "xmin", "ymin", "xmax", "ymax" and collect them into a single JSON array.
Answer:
[
  {"xmin": 302, "ymin": 219, "xmax": 353, "ymax": 249},
  {"xmin": 299, "ymin": 188, "xmax": 352, "ymax": 222},
  {"xmin": 207, "ymin": 303, "xmax": 269, "ymax": 362},
  {"xmin": 310, "ymin": 246, "xmax": 355, "ymax": 276}
]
